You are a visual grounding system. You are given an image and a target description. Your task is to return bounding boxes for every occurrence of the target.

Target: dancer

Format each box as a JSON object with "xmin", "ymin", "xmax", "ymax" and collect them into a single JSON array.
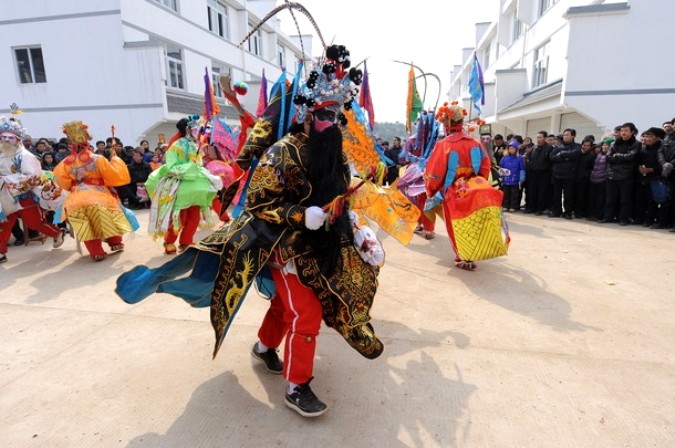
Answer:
[
  {"xmin": 53, "ymin": 121, "xmax": 132, "ymax": 261},
  {"xmin": 0, "ymin": 117, "xmax": 66, "ymax": 263},
  {"xmin": 145, "ymin": 115, "xmax": 222, "ymax": 254},
  {"xmin": 424, "ymin": 103, "xmax": 509, "ymax": 270},
  {"xmin": 117, "ymin": 43, "xmax": 383, "ymax": 418}
]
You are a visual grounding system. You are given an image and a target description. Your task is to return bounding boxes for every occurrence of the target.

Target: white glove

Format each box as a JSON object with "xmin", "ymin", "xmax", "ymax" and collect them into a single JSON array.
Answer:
[
  {"xmin": 354, "ymin": 225, "xmax": 385, "ymax": 267},
  {"xmin": 304, "ymin": 206, "xmax": 327, "ymax": 230}
]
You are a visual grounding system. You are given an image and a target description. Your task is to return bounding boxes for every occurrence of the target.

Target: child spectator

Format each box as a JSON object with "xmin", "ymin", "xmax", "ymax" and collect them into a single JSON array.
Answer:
[{"xmin": 499, "ymin": 141, "xmax": 526, "ymax": 211}]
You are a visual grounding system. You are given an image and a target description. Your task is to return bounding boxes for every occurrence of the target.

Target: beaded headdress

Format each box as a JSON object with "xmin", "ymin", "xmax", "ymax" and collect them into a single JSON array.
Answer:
[
  {"xmin": 0, "ymin": 116, "xmax": 25, "ymax": 138},
  {"xmin": 292, "ymin": 44, "xmax": 363, "ymax": 126}
]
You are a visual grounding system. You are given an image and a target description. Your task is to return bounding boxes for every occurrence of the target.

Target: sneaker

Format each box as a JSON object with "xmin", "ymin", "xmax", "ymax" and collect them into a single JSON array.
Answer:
[
  {"xmin": 52, "ymin": 228, "xmax": 67, "ymax": 248},
  {"xmin": 251, "ymin": 343, "xmax": 283, "ymax": 374},
  {"xmin": 13, "ymin": 239, "xmax": 25, "ymax": 246},
  {"xmin": 285, "ymin": 378, "xmax": 328, "ymax": 417},
  {"xmin": 0, "ymin": 253, "xmax": 7, "ymax": 264}
]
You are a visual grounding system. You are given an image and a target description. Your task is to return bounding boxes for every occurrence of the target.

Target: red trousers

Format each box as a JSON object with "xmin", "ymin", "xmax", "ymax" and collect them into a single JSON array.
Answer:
[
  {"xmin": 415, "ymin": 193, "xmax": 436, "ymax": 231},
  {"xmin": 165, "ymin": 206, "xmax": 200, "ymax": 245},
  {"xmin": 0, "ymin": 199, "xmax": 60, "ymax": 254},
  {"xmin": 257, "ymin": 253, "xmax": 323, "ymax": 385},
  {"xmin": 83, "ymin": 235, "xmax": 123, "ymax": 257}
]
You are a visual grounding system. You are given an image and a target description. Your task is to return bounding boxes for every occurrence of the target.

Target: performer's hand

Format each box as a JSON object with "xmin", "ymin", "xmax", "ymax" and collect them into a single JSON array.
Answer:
[{"xmin": 304, "ymin": 206, "xmax": 327, "ymax": 230}]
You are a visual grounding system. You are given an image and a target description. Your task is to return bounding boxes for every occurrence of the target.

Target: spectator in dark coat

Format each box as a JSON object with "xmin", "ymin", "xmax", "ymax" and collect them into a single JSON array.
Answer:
[
  {"xmin": 601, "ymin": 123, "xmax": 640, "ymax": 225},
  {"xmin": 525, "ymin": 131, "xmax": 552, "ymax": 215},
  {"xmin": 635, "ymin": 127, "xmax": 666, "ymax": 228},
  {"xmin": 574, "ymin": 137, "xmax": 596, "ymax": 219},
  {"xmin": 588, "ymin": 139, "xmax": 611, "ymax": 220},
  {"xmin": 118, "ymin": 151, "xmax": 152, "ymax": 209},
  {"xmin": 384, "ymin": 137, "xmax": 403, "ymax": 185},
  {"xmin": 549, "ymin": 129, "xmax": 581, "ymax": 219},
  {"xmin": 657, "ymin": 125, "xmax": 675, "ymax": 231}
]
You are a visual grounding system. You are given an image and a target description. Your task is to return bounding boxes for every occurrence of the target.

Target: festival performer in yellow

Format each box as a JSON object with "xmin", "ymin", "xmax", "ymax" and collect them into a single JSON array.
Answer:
[
  {"xmin": 53, "ymin": 121, "xmax": 132, "ymax": 261},
  {"xmin": 424, "ymin": 103, "xmax": 509, "ymax": 270}
]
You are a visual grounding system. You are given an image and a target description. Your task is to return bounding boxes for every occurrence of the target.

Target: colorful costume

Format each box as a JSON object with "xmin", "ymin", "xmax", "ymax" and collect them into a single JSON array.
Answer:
[
  {"xmin": 0, "ymin": 117, "xmax": 64, "ymax": 263},
  {"xmin": 53, "ymin": 121, "xmax": 132, "ymax": 261},
  {"xmin": 117, "ymin": 43, "xmax": 383, "ymax": 417},
  {"xmin": 145, "ymin": 116, "xmax": 222, "ymax": 253},
  {"xmin": 424, "ymin": 104, "xmax": 509, "ymax": 270}
]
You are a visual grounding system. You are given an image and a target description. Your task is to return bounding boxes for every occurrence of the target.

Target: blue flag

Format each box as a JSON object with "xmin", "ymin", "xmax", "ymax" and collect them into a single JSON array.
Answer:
[{"xmin": 468, "ymin": 52, "xmax": 485, "ymax": 114}]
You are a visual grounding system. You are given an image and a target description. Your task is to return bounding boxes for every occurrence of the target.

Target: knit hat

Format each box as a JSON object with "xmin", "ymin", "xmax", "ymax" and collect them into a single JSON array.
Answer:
[
  {"xmin": 602, "ymin": 137, "xmax": 614, "ymax": 146},
  {"xmin": 643, "ymin": 127, "xmax": 666, "ymax": 139}
]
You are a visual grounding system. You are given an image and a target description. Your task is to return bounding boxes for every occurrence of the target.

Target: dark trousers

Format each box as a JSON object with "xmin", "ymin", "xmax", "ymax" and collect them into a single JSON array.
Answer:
[
  {"xmin": 587, "ymin": 182, "xmax": 606, "ymax": 220},
  {"xmin": 552, "ymin": 177, "xmax": 575, "ymax": 216},
  {"xmin": 501, "ymin": 184, "xmax": 521, "ymax": 210},
  {"xmin": 526, "ymin": 170, "xmax": 551, "ymax": 212},
  {"xmin": 604, "ymin": 178, "xmax": 634, "ymax": 223},
  {"xmin": 633, "ymin": 181, "xmax": 657, "ymax": 225},
  {"xmin": 574, "ymin": 179, "xmax": 590, "ymax": 218}
]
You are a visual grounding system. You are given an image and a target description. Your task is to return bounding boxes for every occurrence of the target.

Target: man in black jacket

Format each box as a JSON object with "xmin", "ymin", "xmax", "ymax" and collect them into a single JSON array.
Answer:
[
  {"xmin": 574, "ymin": 137, "xmax": 596, "ymax": 219},
  {"xmin": 601, "ymin": 122, "xmax": 640, "ymax": 225},
  {"xmin": 525, "ymin": 131, "xmax": 552, "ymax": 215},
  {"xmin": 119, "ymin": 150, "xmax": 152, "ymax": 209},
  {"xmin": 656, "ymin": 127, "xmax": 675, "ymax": 231},
  {"xmin": 549, "ymin": 129, "xmax": 581, "ymax": 219}
]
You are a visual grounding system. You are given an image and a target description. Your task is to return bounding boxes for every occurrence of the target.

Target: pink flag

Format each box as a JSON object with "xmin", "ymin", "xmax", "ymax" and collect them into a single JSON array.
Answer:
[{"xmin": 255, "ymin": 69, "xmax": 268, "ymax": 117}]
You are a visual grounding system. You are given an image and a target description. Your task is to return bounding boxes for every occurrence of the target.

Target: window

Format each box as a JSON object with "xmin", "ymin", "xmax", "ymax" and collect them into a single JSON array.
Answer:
[
  {"xmin": 539, "ymin": 0, "xmax": 559, "ymax": 17},
  {"xmin": 153, "ymin": 0, "xmax": 178, "ymax": 12},
  {"xmin": 532, "ymin": 41, "xmax": 550, "ymax": 88},
  {"xmin": 247, "ymin": 22, "xmax": 262, "ymax": 56},
  {"xmin": 207, "ymin": 0, "xmax": 229, "ymax": 38},
  {"xmin": 277, "ymin": 43, "xmax": 286, "ymax": 68},
  {"xmin": 513, "ymin": 18, "xmax": 524, "ymax": 43},
  {"xmin": 483, "ymin": 44, "xmax": 491, "ymax": 69},
  {"xmin": 14, "ymin": 46, "xmax": 47, "ymax": 84},
  {"xmin": 165, "ymin": 44, "xmax": 184, "ymax": 89},
  {"xmin": 211, "ymin": 65, "xmax": 230, "ymax": 98}
]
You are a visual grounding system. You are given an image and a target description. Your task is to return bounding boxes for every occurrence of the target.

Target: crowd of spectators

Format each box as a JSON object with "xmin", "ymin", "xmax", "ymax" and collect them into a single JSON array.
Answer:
[{"xmin": 483, "ymin": 118, "xmax": 675, "ymax": 232}]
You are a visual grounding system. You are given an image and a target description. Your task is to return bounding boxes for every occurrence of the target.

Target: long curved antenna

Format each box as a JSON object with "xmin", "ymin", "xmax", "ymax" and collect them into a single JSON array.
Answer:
[
  {"xmin": 283, "ymin": 0, "xmax": 307, "ymax": 76},
  {"xmin": 392, "ymin": 60, "xmax": 428, "ymax": 105},
  {"xmin": 415, "ymin": 73, "xmax": 442, "ymax": 110},
  {"xmin": 239, "ymin": 2, "xmax": 327, "ymax": 52}
]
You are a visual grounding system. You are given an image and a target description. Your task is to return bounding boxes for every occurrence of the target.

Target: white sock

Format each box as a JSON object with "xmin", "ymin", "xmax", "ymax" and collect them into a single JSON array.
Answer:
[
  {"xmin": 256, "ymin": 341, "xmax": 269, "ymax": 353},
  {"xmin": 287, "ymin": 382, "xmax": 298, "ymax": 394}
]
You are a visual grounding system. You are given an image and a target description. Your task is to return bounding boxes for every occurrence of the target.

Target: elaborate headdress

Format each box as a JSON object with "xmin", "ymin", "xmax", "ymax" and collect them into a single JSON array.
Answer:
[
  {"xmin": 0, "ymin": 116, "xmax": 25, "ymax": 138},
  {"xmin": 435, "ymin": 102, "xmax": 467, "ymax": 127},
  {"xmin": 292, "ymin": 44, "xmax": 363, "ymax": 125},
  {"xmin": 62, "ymin": 121, "xmax": 92, "ymax": 145}
]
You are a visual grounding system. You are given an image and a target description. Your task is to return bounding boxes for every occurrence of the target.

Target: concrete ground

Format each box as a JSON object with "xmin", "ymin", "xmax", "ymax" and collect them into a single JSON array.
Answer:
[{"xmin": 0, "ymin": 209, "xmax": 673, "ymax": 447}]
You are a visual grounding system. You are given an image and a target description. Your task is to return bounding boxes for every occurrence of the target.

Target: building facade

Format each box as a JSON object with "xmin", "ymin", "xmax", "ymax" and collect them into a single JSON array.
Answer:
[
  {"xmin": 0, "ymin": 0, "xmax": 310, "ymax": 146},
  {"xmin": 449, "ymin": 0, "xmax": 674, "ymax": 140}
]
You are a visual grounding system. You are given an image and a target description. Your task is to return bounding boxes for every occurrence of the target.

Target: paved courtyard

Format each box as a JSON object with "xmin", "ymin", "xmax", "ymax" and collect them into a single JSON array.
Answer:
[{"xmin": 1, "ymin": 210, "xmax": 673, "ymax": 447}]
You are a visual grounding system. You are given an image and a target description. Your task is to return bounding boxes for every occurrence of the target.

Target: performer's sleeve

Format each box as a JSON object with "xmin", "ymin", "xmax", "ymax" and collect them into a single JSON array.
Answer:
[
  {"xmin": 424, "ymin": 141, "xmax": 447, "ymax": 197},
  {"xmin": 96, "ymin": 155, "xmax": 131, "ymax": 187},
  {"xmin": 20, "ymin": 153, "xmax": 43, "ymax": 178},
  {"xmin": 52, "ymin": 163, "xmax": 73, "ymax": 191},
  {"xmin": 246, "ymin": 150, "xmax": 306, "ymax": 228},
  {"xmin": 478, "ymin": 145, "xmax": 491, "ymax": 179}
]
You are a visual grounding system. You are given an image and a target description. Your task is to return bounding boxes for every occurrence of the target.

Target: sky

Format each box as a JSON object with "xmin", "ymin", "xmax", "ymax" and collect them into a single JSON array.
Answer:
[{"xmin": 277, "ymin": 0, "xmax": 500, "ymax": 123}]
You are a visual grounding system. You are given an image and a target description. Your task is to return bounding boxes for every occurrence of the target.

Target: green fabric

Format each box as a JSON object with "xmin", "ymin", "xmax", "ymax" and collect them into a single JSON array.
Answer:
[
  {"xmin": 409, "ymin": 79, "xmax": 423, "ymax": 126},
  {"xmin": 146, "ymin": 137, "xmax": 217, "ymax": 212}
]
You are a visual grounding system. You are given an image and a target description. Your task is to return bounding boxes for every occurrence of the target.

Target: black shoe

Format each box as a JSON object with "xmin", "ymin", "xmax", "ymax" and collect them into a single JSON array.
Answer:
[
  {"xmin": 285, "ymin": 378, "xmax": 328, "ymax": 417},
  {"xmin": 548, "ymin": 213, "xmax": 561, "ymax": 218},
  {"xmin": 524, "ymin": 209, "xmax": 535, "ymax": 214},
  {"xmin": 650, "ymin": 223, "xmax": 665, "ymax": 230},
  {"xmin": 670, "ymin": 227, "xmax": 675, "ymax": 233},
  {"xmin": 563, "ymin": 214, "xmax": 573, "ymax": 220},
  {"xmin": 535, "ymin": 211, "xmax": 544, "ymax": 216},
  {"xmin": 251, "ymin": 343, "xmax": 283, "ymax": 374},
  {"xmin": 618, "ymin": 221, "xmax": 630, "ymax": 226},
  {"xmin": 0, "ymin": 253, "xmax": 6, "ymax": 264},
  {"xmin": 13, "ymin": 240, "xmax": 25, "ymax": 246}
]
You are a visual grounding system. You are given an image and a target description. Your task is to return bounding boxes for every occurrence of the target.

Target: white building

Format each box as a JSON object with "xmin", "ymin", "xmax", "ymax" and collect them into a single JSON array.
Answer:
[
  {"xmin": 0, "ymin": 0, "xmax": 310, "ymax": 146},
  {"xmin": 449, "ymin": 0, "xmax": 674, "ymax": 140}
]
